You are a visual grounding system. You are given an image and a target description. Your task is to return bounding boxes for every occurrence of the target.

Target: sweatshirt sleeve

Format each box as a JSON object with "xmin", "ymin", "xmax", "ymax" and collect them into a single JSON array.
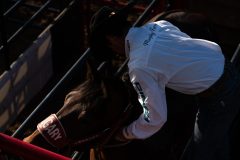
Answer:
[{"xmin": 122, "ymin": 67, "xmax": 168, "ymax": 139}]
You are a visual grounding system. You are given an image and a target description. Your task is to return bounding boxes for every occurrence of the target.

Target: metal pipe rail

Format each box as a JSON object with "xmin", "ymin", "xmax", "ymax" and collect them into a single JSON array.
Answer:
[
  {"xmin": 3, "ymin": 0, "xmax": 24, "ymax": 17},
  {"xmin": 0, "ymin": 0, "xmax": 64, "ymax": 71},
  {"xmin": 12, "ymin": 47, "xmax": 91, "ymax": 139},
  {"xmin": 0, "ymin": 133, "xmax": 71, "ymax": 160},
  {"xmin": 0, "ymin": 0, "xmax": 36, "ymax": 69},
  {"xmin": 0, "ymin": 0, "xmax": 53, "ymax": 51}
]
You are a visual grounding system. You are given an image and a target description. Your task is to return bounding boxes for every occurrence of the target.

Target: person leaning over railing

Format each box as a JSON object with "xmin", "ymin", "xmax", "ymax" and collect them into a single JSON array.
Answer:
[{"xmin": 89, "ymin": 6, "xmax": 240, "ymax": 160}]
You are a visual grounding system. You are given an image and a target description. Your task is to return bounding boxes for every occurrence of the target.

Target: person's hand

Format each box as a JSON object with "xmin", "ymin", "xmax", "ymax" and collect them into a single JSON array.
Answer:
[
  {"xmin": 114, "ymin": 128, "xmax": 131, "ymax": 143},
  {"xmin": 104, "ymin": 128, "xmax": 133, "ymax": 147}
]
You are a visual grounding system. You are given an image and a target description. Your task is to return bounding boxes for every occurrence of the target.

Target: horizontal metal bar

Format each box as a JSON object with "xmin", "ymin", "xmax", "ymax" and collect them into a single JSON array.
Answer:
[
  {"xmin": 4, "ymin": 0, "xmax": 24, "ymax": 17},
  {"xmin": 0, "ymin": 0, "xmax": 56, "ymax": 72},
  {"xmin": 0, "ymin": 133, "xmax": 71, "ymax": 160},
  {"xmin": 11, "ymin": 0, "xmax": 79, "ymax": 139},
  {"xmin": 6, "ymin": 0, "xmax": 53, "ymax": 45},
  {"xmin": 12, "ymin": 47, "xmax": 91, "ymax": 139}
]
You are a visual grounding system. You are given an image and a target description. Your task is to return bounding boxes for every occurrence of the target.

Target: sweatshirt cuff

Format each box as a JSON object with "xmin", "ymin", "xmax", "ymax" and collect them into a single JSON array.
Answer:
[{"xmin": 122, "ymin": 127, "xmax": 137, "ymax": 140}]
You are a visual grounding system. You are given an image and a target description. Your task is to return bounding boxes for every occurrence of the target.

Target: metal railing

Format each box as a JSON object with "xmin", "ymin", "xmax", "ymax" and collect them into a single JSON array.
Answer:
[
  {"xmin": 12, "ymin": 47, "xmax": 91, "ymax": 139},
  {"xmin": 0, "ymin": 0, "xmax": 68, "ymax": 72},
  {"xmin": 0, "ymin": 133, "xmax": 71, "ymax": 160}
]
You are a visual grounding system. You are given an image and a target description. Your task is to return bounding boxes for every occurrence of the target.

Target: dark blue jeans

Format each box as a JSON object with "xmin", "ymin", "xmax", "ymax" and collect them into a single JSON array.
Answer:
[{"xmin": 180, "ymin": 61, "xmax": 240, "ymax": 160}]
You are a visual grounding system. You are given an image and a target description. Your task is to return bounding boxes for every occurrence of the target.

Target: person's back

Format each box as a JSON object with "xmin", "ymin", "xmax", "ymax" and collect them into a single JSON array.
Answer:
[{"xmin": 126, "ymin": 20, "xmax": 224, "ymax": 94}]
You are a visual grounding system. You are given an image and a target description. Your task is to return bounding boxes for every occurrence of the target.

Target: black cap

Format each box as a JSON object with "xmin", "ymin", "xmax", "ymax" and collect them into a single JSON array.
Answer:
[
  {"xmin": 89, "ymin": 6, "xmax": 130, "ymax": 62},
  {"xmin": 89, "ymin": 6, "xmax": 128, "ymax": 41},
  {"xmin": 90, "ymin": 6, "xmax": 116, "ymax": 35},
  {"xmin": 89, "ymin": 2, "xmax": 137, "ymax": 62}
]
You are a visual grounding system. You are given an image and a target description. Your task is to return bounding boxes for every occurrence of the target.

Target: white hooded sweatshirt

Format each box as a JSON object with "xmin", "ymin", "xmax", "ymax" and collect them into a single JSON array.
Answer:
[{"xmin": 123, "ymin": 20, "xmax": 225, "ymax": 139}]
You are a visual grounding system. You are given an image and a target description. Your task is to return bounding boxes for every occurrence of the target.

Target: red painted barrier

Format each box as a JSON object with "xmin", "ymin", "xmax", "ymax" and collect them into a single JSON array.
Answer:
[{"xmin": 0, "ymin": 133, "xmax": 71, "ymax": 160}]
